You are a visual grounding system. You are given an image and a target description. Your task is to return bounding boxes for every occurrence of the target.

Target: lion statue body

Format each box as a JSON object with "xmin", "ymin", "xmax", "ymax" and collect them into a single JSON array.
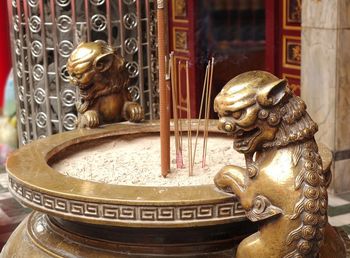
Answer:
[
  {"xmin": 67, "ymin": 40, "xmax": 144, "ymax": 128},
  {"xmin": 214, "ymin": 71, "xmax": 347, "ymax": 258}
]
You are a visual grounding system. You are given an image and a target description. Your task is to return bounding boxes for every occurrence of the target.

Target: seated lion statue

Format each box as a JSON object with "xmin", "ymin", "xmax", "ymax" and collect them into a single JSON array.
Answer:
[
  {"xmin": 67, "ymin": 40, "xmax": 144, "ymax": 128},
  {"xmin": 214, "ymin": 71, "xmax": 349, "ymax": 258}
]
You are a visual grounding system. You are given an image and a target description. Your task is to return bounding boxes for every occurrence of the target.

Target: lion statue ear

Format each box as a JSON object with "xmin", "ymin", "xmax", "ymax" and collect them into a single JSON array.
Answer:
[
  {"xmin": 93, "ymin": 52, "xmax": 114, "ymax": 73},
  {"xmin": 256, "ymin": 79, "xmax": 288, "ymax": 107}
]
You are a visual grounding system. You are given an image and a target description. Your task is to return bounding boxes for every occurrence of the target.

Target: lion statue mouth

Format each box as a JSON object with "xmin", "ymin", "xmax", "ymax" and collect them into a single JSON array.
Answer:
[
  {"xmin": 233, "ymin": 127, "xmax": 261, "ymax": 150},
  {"xmin": 77, "ymin": 82, "xmax": 93, "ymax": 91}
]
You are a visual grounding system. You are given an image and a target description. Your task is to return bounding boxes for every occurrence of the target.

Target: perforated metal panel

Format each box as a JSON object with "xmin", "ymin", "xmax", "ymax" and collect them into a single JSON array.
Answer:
[{"xmin": 8, "ymin": 0, "xmax": 159, "ymax": 145}]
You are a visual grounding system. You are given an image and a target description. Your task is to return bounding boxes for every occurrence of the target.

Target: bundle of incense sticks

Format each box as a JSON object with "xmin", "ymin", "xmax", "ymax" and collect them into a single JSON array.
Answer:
[
  {"xmin": 185, "ymin": 61, "xmax": 193, "ymax": 176},
  {"xmin": 201, "ymin": 57, "xmax": 215, "ymax": 168},
  {"xmin": 169, "ymin": 55, "xmax": 214, "ymax": 176},
  {"xmin": 169, "ymin": 53, "xmax": 184, "ymax": 169},
  {"xmin": 192, "ymin": 59, "xmax": 214, "ymax": 170}
]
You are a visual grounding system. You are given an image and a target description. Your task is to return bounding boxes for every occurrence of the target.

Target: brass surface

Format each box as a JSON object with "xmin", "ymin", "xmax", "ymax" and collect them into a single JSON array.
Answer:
[
  {"xmin": 6, "ymin": 121, "xmax": 248, "ymax": 228},
  {"xmin": 214, "ymin": 71, "xmax": 347, "ymax": 258},
  {"xmin": 67, "ymin": 40, "xmax": 144, "ymax": 128}
]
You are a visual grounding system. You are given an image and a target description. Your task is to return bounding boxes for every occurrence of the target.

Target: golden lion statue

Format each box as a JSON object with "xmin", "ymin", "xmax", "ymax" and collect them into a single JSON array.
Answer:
[
  {"xmin": 67, "ymin": 40, "xmax": 144, "ymax": 128},
  {"xmin": 214, "ymin": 71, "xmax": 348, "ymax": 258}
]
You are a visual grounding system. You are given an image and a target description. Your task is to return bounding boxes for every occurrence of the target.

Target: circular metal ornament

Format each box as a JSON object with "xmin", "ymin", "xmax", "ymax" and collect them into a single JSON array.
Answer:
[
  {"xmin": 126, "ymin": 61, "xmax": 139, "ymax": 78},
  {"xmin": 22, "ymin": 132, "xmax": 29, "ymax": 145},
  {"xmin": 253, "ymin": 196, "xmax": 266, "ymax": 214},
  {"xmin": 89, "ymin": 0, "xmax": 105, "ymax": 5},
  {"xmin": 15, "ymin": 40, "xmax": 22, "ymax": 56},
  {"xmin": 258, "ymin": 109, "xmax": 269, "ymax": 120},
  {"xmin": 29, "ymin": 16, "xmax": 41, "ymax": 33},
  {"xmin": 17, "ymin": 62, "xmax": 23, "ymax": 78},
  {"xmin": 31, "ymin": 40, "xmax": 43, "ymax": 57},
  {"xmin": 123, "ymin": 13, "xmax": 137, "ymax": 30},
  {"xmin": 33, "ymin": 64, "xmax": 45, "ymax": 81},
  {"xmin": 12, "ymin": 0, "xmax": 17, "ymax": 8},
  {"xmin": 91, "ymin": 14, "xmax": 107, "ymax": 32},
  {"xmin": 61, "ymin": 89, "xmax": 76, "ymax": 107},
  {"xmin": 56, "ymin": 0, "xmax": 71, "ymax": 7},
  {"xmin": 63, "ymin": 114, "xmax": 77, "ymax": 130},
  {"xmin": 57, "ymin": 15, "xmax": 72, "ymax": 33},
  {"xmin": 128, "ymin": 85, "xmax": 140, "ymax": 101},
  {"xmin": 124, "ymin": 38, "xmax": 138, "ymax": 55},
  {"xmin": 34, "ymin": 88, "xmax": 46, "ymax": 104},
  {"xmin": 247, "ymin": 164, "xmax": 259, "ymax": 178},
  {"xmin": 20, "ymin": 109, "xmax": 27, "ymax": 125},
  {"xmin": 28, "ymin": 0, "xmax": 39, "ymax": 7},
  {"xmin": 18, "ymin": 86, "xmax": 25, "ymax": 102},
  {"xmin": 13, "ymin": 15, "xmax": 20, "ymax": 32},
  {"xmin": 151, "ymin": 56, "xmax": 158, "ymax": 71},
  {"xmin": 58, "ymin": 40, "xmax": 74, "ymax": 57},
  {"xmin": 60, "ymin": 65, "xmax": 70, "ymax": 82},
  {"xmin": 123, "ymin": 0, "xmax": 136, "ymax": 5},
  {"xmin": 36, "ymin": 112, "xmax": 48, "ymax": 128},
  {"xmin": 267, "ymin": 113, "xmax": 281, "ymax": 127}
]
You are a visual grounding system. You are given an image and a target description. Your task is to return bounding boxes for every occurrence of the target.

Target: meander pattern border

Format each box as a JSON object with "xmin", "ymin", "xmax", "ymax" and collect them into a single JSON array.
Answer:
[{"xmin": 9, "ymin": 177, "xmax": 246, "ymax": 223}]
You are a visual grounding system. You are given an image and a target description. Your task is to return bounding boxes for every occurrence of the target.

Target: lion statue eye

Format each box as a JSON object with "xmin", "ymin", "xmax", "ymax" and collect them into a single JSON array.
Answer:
[{"xmin": 232, "ymin": 110, "xmax": 242, "ymax": 119}]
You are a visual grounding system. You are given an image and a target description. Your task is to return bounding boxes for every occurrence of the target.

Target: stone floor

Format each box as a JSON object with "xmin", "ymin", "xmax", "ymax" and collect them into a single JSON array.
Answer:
[
  {"xmin": 328, "ymin": 192, "xmax": 350, "ymax": 236},
  {"xmin": 0, "ymin": 164, "xmax": 349, "ymax": 252}
]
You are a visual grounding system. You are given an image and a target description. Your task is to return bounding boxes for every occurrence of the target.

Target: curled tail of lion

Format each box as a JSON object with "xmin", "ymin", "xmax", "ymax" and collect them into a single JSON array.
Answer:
[{"xmin": 284, "ymin": 141, "xmax": 328, "ymax": 258}]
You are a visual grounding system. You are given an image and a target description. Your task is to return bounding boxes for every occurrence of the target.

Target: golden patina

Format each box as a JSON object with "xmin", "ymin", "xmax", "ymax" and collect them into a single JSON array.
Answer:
[
  {"xmin": 214, "ymin": 71, "xmax": 348, "ymax": 258},
  {"xmin": 67, "ymin": 40, "xmax": 144, "ymax": 128}
]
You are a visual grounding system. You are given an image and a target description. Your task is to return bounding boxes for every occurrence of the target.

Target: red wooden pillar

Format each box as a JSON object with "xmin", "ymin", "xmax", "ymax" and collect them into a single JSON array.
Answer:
[
  {"xmin": 0, "ymin": 2, "xmax": 12, "ymax": 109},
  {"xmin": 265, "ymin": 0, "xmax": 280, "ymax": 74}
]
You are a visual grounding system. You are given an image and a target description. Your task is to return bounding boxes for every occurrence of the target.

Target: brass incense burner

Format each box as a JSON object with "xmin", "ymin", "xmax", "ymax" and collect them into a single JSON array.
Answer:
[
  {"xmin": 1, "ymin": 71, "xmax": 342, "ymax": 258},
  {"xmin": 3, "ymin": 121, "xmax": 258, "ymax": 257}
]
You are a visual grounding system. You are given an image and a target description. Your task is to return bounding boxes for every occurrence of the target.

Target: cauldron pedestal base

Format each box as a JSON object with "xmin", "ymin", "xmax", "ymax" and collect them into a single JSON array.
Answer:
[{"xmin": 1, "ymin": 212, "xmax": 254, "ymax": 257}]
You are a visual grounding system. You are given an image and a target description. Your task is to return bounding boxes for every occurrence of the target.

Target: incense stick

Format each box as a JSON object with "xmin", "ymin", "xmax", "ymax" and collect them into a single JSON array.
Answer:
[
  {"xmin": 202, "ymin": 58, "xmax": 214, "ymax": 168},
  {"xmin": 201, "ymin": 61, "xmax": 211, "ymax": 168},
  {"xmin": 192, "ymin": 62, "xmax": 210, "ymax": 170},
  {"xmin": 170, "ymin": 52, "xmax": 183, "ymax": 169},
  {"xmin": 185, "ymin": 61, "xmax": 193, "ymax": 176},
  {"xmin": 178, "ymin": 60, "xmax": 183, "ymax": 160}
]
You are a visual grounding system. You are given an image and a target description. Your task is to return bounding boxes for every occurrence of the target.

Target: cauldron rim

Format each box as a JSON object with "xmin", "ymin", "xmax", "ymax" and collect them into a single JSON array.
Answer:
[
  {"xmin": 6, "ymin": 120, "xmax": 250, "ymax": 228},
  {"xmin": 6, "ymin": 120, "xmax": 333, "ymax": 227}
]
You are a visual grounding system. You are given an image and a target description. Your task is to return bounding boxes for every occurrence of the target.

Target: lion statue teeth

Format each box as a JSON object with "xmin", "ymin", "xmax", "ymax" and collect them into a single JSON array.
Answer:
[
  {"xmin": 213, "ymin": 71, "xmax": 348, "ymax": 258},
  {"xmin": 67, "ymin": 40, "xmax": 144, "ymax": 128}
]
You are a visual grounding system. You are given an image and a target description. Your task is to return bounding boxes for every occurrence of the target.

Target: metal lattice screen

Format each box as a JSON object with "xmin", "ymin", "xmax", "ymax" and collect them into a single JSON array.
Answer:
[{"xmin": 8, "ymin": 0, "xmax": 159, "ymax": 145}]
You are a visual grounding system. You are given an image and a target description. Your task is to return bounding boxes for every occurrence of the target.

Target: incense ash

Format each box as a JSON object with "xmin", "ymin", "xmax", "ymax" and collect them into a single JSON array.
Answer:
[{"xmin": 52, "ymin": 134, "xmax": 244, "ymax": 187}]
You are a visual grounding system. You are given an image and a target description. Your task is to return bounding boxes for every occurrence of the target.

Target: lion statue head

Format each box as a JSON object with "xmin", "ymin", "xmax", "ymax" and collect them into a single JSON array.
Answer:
[
  {"xmin": 214, "ymin": 71, "xmax": 318, "ymax": 154},
  {"xmin": 67, "ymin": 40, "xmax": 129, "ymax": 100}
]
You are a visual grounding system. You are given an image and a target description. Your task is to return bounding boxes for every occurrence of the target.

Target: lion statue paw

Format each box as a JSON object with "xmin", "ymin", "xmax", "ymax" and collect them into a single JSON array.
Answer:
[{"xmin": 124, "ymin": 102, "xmax": 144, "ymax": 123}]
